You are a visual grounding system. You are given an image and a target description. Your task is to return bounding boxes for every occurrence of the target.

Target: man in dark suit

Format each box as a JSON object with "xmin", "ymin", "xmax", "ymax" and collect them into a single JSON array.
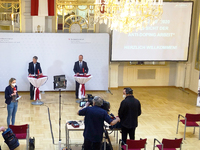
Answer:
[
  {"xmin": 118, "ymin": 88, "xmax": 141, "ymax": 144},
  {"xmin": 73, "ymin": 55, "xmax": 89, "ymax": 99},
  {"xmin": 28, "ymin": 56, "xmax": 42, "ymax": 100}
]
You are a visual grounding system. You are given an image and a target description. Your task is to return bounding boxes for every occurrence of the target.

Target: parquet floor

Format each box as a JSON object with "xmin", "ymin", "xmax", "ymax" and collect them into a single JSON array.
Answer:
[{"xmin": 0, "ymin": 87, "xmax": 200, "ymax": 150}]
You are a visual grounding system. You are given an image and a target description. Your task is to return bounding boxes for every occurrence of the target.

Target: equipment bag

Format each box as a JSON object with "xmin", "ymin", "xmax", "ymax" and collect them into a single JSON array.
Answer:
[
  {"xmin": 29, "ymin": 137, "xmax": 35, "ymax": 150},
  {"xmin": 2, "ymin": 128, "xmax": 19, "ymax": 150}
]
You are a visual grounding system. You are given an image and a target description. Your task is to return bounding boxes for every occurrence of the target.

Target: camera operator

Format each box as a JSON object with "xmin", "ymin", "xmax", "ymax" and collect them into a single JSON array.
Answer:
[
  {"xmin": 118, "ymin": 88, "xmax": 141, "ymax": 144},
  {"xmin": 78, "ymin": 96, "xmax": 120, "ymax": 150}
]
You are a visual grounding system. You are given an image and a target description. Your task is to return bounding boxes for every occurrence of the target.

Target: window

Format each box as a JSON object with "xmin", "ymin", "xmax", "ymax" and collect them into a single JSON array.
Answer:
[{"xmin": 0, "ymin": 1, "xmax": 20, "ymax": 32}]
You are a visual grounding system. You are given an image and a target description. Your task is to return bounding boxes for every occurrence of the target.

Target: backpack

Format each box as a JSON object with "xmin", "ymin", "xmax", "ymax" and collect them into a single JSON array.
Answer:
[{"xmin": 2, "ymin": 128, "xmax": 19, "ymax": 150}]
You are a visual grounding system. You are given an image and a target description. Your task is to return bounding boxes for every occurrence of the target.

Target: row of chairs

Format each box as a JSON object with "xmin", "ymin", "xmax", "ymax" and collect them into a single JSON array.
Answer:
[
  {"xmin": 8, "ymin": 125, "xmax": 184, "ymax": 150},
  {"xmin": 119, "ymin": 113, "xmax": 200, "ymax": 150},
  {"xmin": 119, "ymin": 138, "xmax": 183, "ymax": 150}
]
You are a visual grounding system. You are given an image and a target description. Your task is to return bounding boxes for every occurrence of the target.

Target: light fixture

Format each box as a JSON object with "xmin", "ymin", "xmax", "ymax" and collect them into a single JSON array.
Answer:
[{"xmin": 94, "ymin": 0, "xmax": 163, "ymax": 33}]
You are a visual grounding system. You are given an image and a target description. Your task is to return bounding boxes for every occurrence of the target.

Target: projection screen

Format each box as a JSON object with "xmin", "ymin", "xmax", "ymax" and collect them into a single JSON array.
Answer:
[{"xmin": 111, "ymin": 2, "xmax": 193, "ymax": 61}]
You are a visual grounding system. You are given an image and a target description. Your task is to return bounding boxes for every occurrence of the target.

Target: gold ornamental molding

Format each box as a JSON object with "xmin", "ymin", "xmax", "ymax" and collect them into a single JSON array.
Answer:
[
  {"xmin": 0, "ymin": 0, "xmax": 19, "ymax": 3},
  {"xmin": 56, "ymin": 0, "xmax": 95, "ymax": 33},
  {"xmin": 0, "ymin": 0, "xmax": 21, "ymax": 32},
  {"xmin": 0, "ymin": 3, "xmax": 20, "ymax": 9},
  {"xmin": 57, "ymin": 0, "xmax": 95, "ymax": 5}
]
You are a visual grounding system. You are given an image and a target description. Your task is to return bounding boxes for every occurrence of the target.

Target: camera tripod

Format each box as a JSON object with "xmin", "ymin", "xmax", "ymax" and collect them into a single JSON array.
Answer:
[
  {"xmin": 103, "ymin": 126, "xmax": 113, "ymax": 150},
  {"xmin": 81, "ymin": 126, "xmax": 113, "ymax": 150}
]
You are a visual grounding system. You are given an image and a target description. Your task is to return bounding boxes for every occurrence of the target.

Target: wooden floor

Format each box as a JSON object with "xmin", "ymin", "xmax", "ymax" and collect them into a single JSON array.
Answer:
[{"xmin": 0, "ymin": 87, "xmax": 200, "ymax": 150}]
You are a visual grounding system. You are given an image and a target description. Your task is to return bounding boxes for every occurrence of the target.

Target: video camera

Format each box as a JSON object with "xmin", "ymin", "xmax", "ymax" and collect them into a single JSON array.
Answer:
[{"xmin": 79, "ymin": 94, "xmax": 110, "ymax": 112}]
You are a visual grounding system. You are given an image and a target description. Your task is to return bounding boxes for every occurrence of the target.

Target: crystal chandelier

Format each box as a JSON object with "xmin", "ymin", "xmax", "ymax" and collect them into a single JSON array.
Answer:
[{"xmin": 94, "ymin": 0, "xmax": 163, "ymax": 33}]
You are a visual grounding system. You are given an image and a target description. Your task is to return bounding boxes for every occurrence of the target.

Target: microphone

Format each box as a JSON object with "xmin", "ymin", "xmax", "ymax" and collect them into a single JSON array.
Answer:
[{"xmin": 13, "ymin": 87, "xmax": 17, "ymax": 93}]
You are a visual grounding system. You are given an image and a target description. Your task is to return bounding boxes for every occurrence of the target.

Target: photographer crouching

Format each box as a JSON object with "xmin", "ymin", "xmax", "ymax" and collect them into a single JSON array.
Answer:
[{"xmin": 78, "ymin": 96, "xmax": 120, "ymax": 150}]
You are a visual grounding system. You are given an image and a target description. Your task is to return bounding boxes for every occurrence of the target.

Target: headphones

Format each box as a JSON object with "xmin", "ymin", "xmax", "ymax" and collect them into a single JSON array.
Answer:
[{"xmin": 125, "ymin": 87, "xmax": 133, "ymax": 94}]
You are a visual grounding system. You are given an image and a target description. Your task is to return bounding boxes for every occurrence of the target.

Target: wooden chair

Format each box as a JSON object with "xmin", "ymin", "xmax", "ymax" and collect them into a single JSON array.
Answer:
[
  {"xmin": 9, "ymin": 124, "xmax": 29, "ymax": 150},
  {"xmin": 176, "ymin": 113, "xmax": 200, "ymax": 140}
]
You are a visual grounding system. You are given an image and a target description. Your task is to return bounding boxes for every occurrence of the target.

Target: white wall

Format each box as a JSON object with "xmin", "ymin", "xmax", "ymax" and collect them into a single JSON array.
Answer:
[
  {"xmin": 45, "ymin": 16, "xmax": 53, "ymax": 33},
  {"xmin": 110, "ymin": 62, "xmax": 172, "ymax": 88},
  {"xmin": 173, "ymin": 0, "xmax": 200, "ymax": 93},
  {"xmin": 22, "ymin": 0, "xmax": 32, "ymax": 33},
  {"xmin": 168, "ymin": 62, "xmax": 177, "ymax": 86}
]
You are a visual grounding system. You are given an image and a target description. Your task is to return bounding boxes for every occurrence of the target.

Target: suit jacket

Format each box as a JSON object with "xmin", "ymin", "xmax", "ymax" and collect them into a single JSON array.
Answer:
[
  {"xmin": 118, "ymin": 95, "xmax": 141, "ymax": 128},
  {"xmin": 5, "ymin": 85, "xmax": 19, "ymax": 105},
  {"xmin": 73, "ymin": 61, "xmax": 89, "ymax": 74},
  {"xmin": 28, "ymin": 62, "xmax": 42, "ymax": 75}
]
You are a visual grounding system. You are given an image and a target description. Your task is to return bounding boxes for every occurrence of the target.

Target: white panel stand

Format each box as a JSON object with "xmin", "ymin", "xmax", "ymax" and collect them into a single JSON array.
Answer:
[{"xmin": 0, "ymin": 33, "xmax": 109, "ymax": 91}]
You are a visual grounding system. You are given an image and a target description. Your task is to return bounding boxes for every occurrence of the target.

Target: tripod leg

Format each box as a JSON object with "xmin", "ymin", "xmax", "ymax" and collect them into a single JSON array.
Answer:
[
  {"xmin": 104, "ymin": 136, "xmax": 106, "ymax": 150},
  {"xmin": 104, "ymin": 128, "xmax": 113, "ymax": 150}
]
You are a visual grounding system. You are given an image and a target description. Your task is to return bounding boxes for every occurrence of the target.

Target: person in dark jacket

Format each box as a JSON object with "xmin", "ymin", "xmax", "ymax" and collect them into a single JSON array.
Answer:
[
  {"xmin": 28, "ymin": 56, "xmax": 42, "ymax": 100},
  {"xmin": 118, "ymin": 87, "xmax": 141, "ymax": 143},
  {"xmin": 78, "ymin": 96, "xmax": 120, "ymax": 150},
  {"xmin": 73, "ymin": 55, "xmax": 89, "ymax": 99},
  {"xmin": 5, "ymin": 78, "xmax": 19, "ymax": 127}
]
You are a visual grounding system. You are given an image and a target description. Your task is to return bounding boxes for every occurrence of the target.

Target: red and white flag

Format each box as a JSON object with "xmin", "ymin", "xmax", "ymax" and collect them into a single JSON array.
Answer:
[{"xmin": 31, "ymin": 0, "xmax": 54, "ymax": 16}]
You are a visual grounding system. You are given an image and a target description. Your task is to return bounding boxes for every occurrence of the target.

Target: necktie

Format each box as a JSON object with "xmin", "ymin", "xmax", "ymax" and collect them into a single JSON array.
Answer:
[
  {"xmin": 34, "ymin": 64, "xmax": 36, "ymax": 74},
  {"xmin": 79, "ymin": 62, "xmax": 82, "ymax": 69}
]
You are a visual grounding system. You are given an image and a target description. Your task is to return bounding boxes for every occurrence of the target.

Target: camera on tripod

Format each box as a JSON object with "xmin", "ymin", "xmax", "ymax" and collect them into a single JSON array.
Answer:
[{"xmin": 79, "ymin": 94, "xmax": 110, "ymax": 112}]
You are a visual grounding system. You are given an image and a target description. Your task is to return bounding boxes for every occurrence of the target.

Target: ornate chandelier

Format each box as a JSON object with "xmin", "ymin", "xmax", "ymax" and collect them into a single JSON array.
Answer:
[{"xmin": 94, "ymin": 0, "xmax": 163, "ymax": 33}]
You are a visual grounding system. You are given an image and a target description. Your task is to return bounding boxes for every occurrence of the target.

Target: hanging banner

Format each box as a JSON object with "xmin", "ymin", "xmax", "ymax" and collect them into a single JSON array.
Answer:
[
  {"xmin": 31, "ymin": 0, "xmax": 54, "ymax": 16},
  {"xmin": 197, "ymin": 74, "xmax": 200, "ymax": 107}
]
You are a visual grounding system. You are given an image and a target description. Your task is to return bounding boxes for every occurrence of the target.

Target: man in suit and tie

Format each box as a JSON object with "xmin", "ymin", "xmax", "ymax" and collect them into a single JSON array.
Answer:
[
  {"xmin": 28, "ymin": 56, "xmax": 42, "ymax": 100},
  {"xmin": 73, "ymin": 55, "xmax": 89, "ymax": 99}
]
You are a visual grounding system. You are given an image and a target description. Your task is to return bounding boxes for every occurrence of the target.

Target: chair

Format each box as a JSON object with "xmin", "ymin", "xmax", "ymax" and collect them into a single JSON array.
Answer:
[
  {"xmin": 119, "ymin": 139, "xmax": 147, "ymax": 150},
  {"xmin": 176, "ymin": 113, "xmax": 200, "ymax": 140},
  {"xmin": 153, "ymin": 138, "xmax": 182, "ymax": 150},
  {"xmin": 9, "ymin": 124, "xmax": 29, "ymax": 150}
]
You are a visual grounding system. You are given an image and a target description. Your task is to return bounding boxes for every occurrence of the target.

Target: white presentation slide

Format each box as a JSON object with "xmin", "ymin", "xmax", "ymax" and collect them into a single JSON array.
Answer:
[
  {"xmin": 0, "ymin": 33, "xmax": 109, "ymax": 91},
  {"xmin": 112, "ymin": 2, "xmax": 193, "ymax": 61}
]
